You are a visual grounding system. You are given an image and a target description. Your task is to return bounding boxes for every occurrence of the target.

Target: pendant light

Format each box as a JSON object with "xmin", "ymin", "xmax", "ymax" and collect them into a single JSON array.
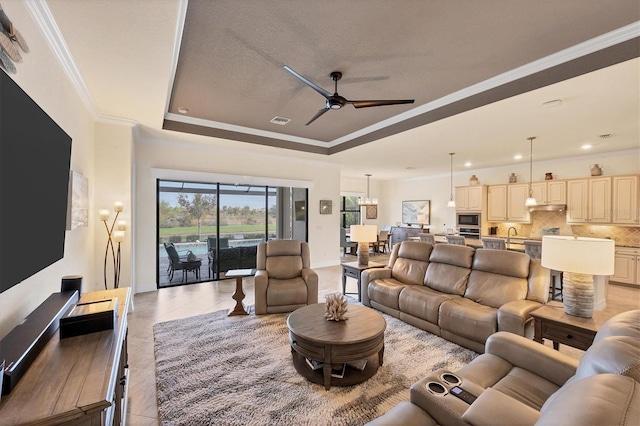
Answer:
[
  {"xmin": 524, "ymin": 136, "xmax": 538, "ymax": 206},
  {"xmin": 447, "ymin": 153, "xmax": 456, "ymax": 208},
  {"xmin": 358, "ymin": 174, "xmax": 377, "ymax": 206}
]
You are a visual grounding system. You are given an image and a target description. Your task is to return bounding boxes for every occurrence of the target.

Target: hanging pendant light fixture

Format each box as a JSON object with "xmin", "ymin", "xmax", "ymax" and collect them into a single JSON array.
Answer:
[
  {"xmin": 358, "ymin": 174, "xmax": 378, "ymax": 206},
  {"xmin": 525, "ymin": 136, "xmax": 538, "ymax": 206},
  {"xmin": 447, "ymin": 153, "xmax": 456, "ymax": 208}
]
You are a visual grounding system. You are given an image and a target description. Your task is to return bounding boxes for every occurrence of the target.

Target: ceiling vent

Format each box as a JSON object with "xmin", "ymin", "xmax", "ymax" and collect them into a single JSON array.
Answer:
[{"xmin": 270, "ymin": 116, "xmax": 291, "ymax": 125}]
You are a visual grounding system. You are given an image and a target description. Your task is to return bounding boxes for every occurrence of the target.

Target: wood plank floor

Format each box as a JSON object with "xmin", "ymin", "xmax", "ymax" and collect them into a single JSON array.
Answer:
[{"xmin": 126, "ymin": 252, "xmax": 640, "ymax": 425}]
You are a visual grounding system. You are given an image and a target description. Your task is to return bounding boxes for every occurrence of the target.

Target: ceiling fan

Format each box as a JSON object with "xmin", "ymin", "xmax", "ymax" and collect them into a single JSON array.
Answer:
[{"xmin": 283, "ymin": 65, "xmax": 415, "ymax": 125}]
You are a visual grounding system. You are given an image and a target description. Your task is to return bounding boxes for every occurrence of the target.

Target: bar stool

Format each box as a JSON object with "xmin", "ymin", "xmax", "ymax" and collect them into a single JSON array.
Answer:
[{"xmin": 524, "ymin": 240, "xmax": 563, "ymax": 301}]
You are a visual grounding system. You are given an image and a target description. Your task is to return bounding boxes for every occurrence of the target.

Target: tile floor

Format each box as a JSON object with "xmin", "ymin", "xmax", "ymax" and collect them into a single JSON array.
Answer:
[{"xmin": 126, "ymin": 251, "xmax": 640, "ymax": 425}]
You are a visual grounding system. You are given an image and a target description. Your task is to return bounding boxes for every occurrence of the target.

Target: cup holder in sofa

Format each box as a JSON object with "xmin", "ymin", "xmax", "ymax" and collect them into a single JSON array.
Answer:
[
  {"xmin": 440, "ymin": 373, "xmax": 462, "ymax": 386},
  {"xmin": 425, "ymin": 381, "xmax": 448, "ymax": 396}
]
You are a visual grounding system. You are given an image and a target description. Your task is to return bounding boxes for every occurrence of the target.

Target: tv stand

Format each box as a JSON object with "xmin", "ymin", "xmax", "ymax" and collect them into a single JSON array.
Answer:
[{"xmin": 0, "ymin": 288, "xmax": 131, "ymax": 425}]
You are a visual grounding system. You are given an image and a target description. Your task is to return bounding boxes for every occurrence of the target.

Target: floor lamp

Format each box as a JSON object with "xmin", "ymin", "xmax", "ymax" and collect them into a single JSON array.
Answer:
[
  {"xmin": 541, "ymin": 236, "xmax": 615, "ymax": 318},
  {"xmin": 349, "ymin": 225, "xmax": 377, "ymax": 266},
  {"xmin": 99, "ymin": 202, "xmax": 126, "ymax": 289}
]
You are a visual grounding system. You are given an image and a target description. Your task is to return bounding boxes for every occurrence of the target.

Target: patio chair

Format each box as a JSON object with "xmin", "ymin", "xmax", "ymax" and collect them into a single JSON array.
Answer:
[{"xmin": 164, "ymin": 242, "xmax": 187, "ymax": 282}]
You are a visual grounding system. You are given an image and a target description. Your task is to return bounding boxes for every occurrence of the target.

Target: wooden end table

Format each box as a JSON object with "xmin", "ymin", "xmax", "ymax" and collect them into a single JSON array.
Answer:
[
  {"xmin": 224, "ymin": 268, "xmax": 256, "ymax": 316},
  {"xmin": 287, "ymin": 303, "xmax": 386, "ymax": 390},
  {"xmin": 530, "ymin": 302, "xmax": 610, "ymax": 351},
  {"xmin": 341, "ymin": 261, "xmax": 385, "ymax": 302}
]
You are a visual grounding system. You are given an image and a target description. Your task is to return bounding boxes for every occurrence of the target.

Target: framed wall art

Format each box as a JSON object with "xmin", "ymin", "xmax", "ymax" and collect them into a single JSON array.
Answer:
[
  {"xmin": 365, "ymin": 204, "xmax": 378, "ymax": 219},
  {"xmin": 66, "ymin": 170, "xmax": 89, "ymax": 230},
  {"xmin": 402, "ymin": 200, "xmax": 430, "ymax": 225},
  {"xmin": 319, "ymin": 199, "xmax": 332, "ymax": 214}
]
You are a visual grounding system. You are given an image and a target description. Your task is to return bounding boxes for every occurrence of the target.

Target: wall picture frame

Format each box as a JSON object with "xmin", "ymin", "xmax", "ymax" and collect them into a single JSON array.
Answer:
[
  {"xmin": 366, "ymin": 204, "xmax": 378, "ymax": 219},
  {"xmin": 319, "ymin": 199, "xmax": 332, "ymax": 214},
  {"xmin": 66, "ymin": 170, "xmax": 89, "ymax": 230},
  {"xmin": 402, "ymin": 200, "xmax": 430, "ymax": 225}
]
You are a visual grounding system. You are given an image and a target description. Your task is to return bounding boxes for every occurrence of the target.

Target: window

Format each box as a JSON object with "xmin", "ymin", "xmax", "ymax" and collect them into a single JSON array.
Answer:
[{"xmin": 341, "ymin": 196, "xmax": 360, "ymax": 228}]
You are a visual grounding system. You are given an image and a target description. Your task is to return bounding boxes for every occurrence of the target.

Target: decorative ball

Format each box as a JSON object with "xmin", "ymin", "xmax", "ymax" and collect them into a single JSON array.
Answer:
[{"xmin": 325, "ymin": 293, "xmax": 349, "ymax": 321}]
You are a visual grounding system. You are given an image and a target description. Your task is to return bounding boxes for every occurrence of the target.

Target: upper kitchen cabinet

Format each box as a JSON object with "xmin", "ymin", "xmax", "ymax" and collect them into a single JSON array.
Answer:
[
  {"xmin": 567, "ymin": 177, "xmax": 612, "ymax": 224},
  {"xmin": 455, "ymin": 185, "xmax": 486, "ymax": 212},
  {"xmin": 530, "ymin": 180, "xmax": 566, "ymax": 205},
  {"xmin": 487, "ymin": 185, "xmax": 507, "ymax": 221},
  {"xmin": 612, "ymin": 174, "xmax": 639, "ymax": 225},
  {"xmin": 507, "ymin": 183, "xmax": 531, "ymax": 222}
]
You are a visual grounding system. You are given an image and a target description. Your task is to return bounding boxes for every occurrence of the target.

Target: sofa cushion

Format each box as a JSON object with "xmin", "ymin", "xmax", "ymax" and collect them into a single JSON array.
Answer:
[
  {"xmin": 266, "ymin": 256, "xmax": 303, "ymax": 279},
  {"xmin": 472, "ymin": 249, "xmax": 530, "ymax": 278},
  {"xmin": 439, "ymin": 298, "xmax": 497, "ymax": 343},
  {"xmin": 593, "ymin": 309, "xmax": 640, "ymax": 343},
  {"xmin": 538, "ymin": 374, "xmax": 640, "ymax": 426},
  {"xmin": 266, "ymin": 277, "xmax": 307, "ymax": 305},
  {"xmin": 389, "ymin": 241, "xmax": 433, "ymax": 285},
  {"xmin": 399, "ymin": 285, "xmax": 460, "ymax": 324},
  {"xmin": 573, "ymin": 336, "xmax": 640, "ymax": 382},
  {"xmin": 368, "ymin": 278, "xmax": 407, "ymax": 311},
  {"xmin": 464, "ymin": 270, "xmax": 528, "ymax": 309},
  {"xmin": 491, "ymin": 367, "xmax": 560, "ymax": 410}
]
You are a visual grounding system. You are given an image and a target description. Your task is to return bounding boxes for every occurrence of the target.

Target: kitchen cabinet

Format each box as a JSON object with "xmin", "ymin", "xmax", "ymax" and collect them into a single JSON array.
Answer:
[
  {"xmin": 487, "ymin": 185, "xmax": 507, "ymax": 221},
  {"xmin": 507, "ymin": 183, "xmax": 531, "ymax": 222},
  {"xmin": 612, "ymin": 175, "xmax": 639, "ymax": 224},
  {"xmin": 530, "ymin": 180, "xmax": 566, "ymax": 205},
  {"xmin": 611, "ymin": 247, "xmax": 640, "ymax": 286},
  {"xmin": 455, "ymin": 185, "xmax": 486, "ymax": 211},
  {"xmin": 567, "ymin": 177, "xmax": 611, "ymax": 224}
]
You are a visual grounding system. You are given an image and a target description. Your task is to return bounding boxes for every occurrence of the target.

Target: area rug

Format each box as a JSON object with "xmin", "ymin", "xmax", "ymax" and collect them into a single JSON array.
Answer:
[{"xmin": 153, "ymin": 306, "xmax": 478, "ymax": 426}]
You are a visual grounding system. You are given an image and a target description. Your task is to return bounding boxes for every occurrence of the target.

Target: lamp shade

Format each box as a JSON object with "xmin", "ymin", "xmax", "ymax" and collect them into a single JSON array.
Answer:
[
  {"xmin": 541, "ymin": 236, "xmax": 615, "ymax": 275},
  {"xmin": 350, "ymin": 225, "xmax": 377, "ymax": 243}
]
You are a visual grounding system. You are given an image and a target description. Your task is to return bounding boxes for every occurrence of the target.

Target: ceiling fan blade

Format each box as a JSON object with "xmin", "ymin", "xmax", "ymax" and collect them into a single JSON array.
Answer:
[
  {"xmin": 283, "ymin": 66, "xmax": 332, "ymax": 99},
  {"xmin": 349, "ymin": 99, "xmax": 415, "ymax": 109},
  {"xmin": 306, "ymin": 108, "xmax": 330, "ymax": 125}
]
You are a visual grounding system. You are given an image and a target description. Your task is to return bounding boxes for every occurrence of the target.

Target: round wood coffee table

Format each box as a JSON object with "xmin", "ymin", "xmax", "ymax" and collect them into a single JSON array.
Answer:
[{"xmin": 287, "ymin": 303, "xmax": 386, "ymax": 390}]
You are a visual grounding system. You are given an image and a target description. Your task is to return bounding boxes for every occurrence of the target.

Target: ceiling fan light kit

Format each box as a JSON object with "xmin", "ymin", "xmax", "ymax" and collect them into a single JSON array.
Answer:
[{"xmin": 283, "ymin": 65, "xmax": 415, "ymax": 125}]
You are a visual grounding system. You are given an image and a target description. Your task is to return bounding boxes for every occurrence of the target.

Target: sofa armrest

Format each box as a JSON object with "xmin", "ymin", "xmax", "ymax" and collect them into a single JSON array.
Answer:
[
  {"xmin": 254, "ymin": 270, "xmax": 269, "ymax": 314},
  {"xmin": 361, "ymin": 267, "xmax": 392, "ymax": 306},
  {"xmin": 461, "ymin": 388, "xmax": 540, "ymax": 426},
  {"xmin": 498, "ymin": 299, "xmax": 542, "ymax": 337},
  {"xmin": 301, "ymin": 268, "xmax": 319, "ymax": 305},
  {"xmin": 486, "ymin": 331, "xmax": 578, "ymax": 387}
]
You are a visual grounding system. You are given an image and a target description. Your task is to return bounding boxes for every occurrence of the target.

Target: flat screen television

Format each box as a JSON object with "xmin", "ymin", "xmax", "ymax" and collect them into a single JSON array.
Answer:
[{"xmin": 0, "ymin": 71, "xmax": 72, "ymax": 294}]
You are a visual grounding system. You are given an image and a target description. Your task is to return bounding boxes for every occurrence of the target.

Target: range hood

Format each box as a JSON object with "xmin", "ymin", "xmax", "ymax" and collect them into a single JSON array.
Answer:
[{"xmin": 528, "ymin": 204, "xmax": 567, "ymax": 212}]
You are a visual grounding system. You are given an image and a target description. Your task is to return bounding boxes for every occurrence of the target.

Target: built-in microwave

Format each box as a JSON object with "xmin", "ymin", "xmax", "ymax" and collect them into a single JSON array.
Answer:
[{"xmin": 457, "ymin": 213, "xmax": 480, "ymax": 227}]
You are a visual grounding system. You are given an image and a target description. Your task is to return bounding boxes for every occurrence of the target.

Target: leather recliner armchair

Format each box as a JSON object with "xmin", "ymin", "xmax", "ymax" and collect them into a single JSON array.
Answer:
[{"xmin": 254, "ymin": 239, "xmax": 318, "ymax": 314}]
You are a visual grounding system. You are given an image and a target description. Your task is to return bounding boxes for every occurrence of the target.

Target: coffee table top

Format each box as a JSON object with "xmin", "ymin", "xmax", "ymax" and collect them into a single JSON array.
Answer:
[{"xmin": 287, "ymin": 303, "xmax": 386, "ymax": 345}]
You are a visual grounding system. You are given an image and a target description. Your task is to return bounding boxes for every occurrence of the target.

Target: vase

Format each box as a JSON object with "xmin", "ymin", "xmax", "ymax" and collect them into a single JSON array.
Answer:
[
  {"xmin": 469, "ymin": 175, "xmax": 479, "ymax": 185},
  {"xmin": 562, "ymin": 272, "xmax": 594, "ymax": 318},
  {"xmin": 509, "ymin": 173, "xmax": 517, "ymax": 183},
  {"xmin": 545, "ymin": 173, "xmax": 553, "ymax": 180}
]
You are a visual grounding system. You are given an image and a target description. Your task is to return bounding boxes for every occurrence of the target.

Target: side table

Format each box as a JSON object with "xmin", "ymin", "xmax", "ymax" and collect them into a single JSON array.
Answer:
[
  {"xmin": 341, "ymin": 261, "xmax": 385, "ymax": 302},
  {"xmin": 530, "ymin": 302, "xmax": 610, "ymax": 351},
  {"xmin": 224, "ymin": 268, "xmax": 256, "ymax": 316}
]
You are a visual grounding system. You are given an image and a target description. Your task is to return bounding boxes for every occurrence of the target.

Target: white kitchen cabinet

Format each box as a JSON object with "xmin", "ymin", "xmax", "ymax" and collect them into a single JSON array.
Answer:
[
  {"xmin": 611, "ymin": 247, "xmax": 640, "ymax": 286},
  {"xmin": 507, "ymin": 183, "xmax": 531, "ymax": 222},
  {"xmin": 455, "ymin": 185, "xmax": 486, "ymax": 211},
  {"xmin": 487, "ymin": 185, "xmax": 507, "ymax": 221},
  {"xmin": 612, "ymin": 175, "xmax": 639, "ymax": 224},
  {"xmin": 567, "ymin": 177, "xmax": 611, "ymax": 223},
  {"xmin": 530, "ymin": 180, "xmax": 566, "ymax": 205}
]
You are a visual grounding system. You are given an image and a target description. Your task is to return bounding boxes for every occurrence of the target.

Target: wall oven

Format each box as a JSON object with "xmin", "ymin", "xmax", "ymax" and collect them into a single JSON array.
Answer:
[
  {"xmin": 456, "ymin": 213, "xmax": 480, "ymax": 227},
  {"xmin": 458, "ymin": 227, "xmax": 481, "ymax": 239}
]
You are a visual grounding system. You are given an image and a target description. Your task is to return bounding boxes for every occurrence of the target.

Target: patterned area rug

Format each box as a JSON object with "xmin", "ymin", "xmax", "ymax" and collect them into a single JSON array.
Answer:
[{"xmin": 153, "ymin": 305, "xmax": 478, "ymax": 426}]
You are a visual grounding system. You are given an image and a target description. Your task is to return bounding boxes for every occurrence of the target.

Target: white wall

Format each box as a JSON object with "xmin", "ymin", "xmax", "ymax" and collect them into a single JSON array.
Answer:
[
  {"xmin": 0, "ymin": 2, "xmax": 96, "ymax": 339},
  {"xmin": 133, "ymin": 139, "xmax": 341, "ymax": 293}
]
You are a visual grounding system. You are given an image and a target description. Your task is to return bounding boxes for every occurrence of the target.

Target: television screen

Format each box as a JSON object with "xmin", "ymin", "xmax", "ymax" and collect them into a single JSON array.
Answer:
[{"xmin": 0, "ymin": 71, "xmax": 72, "ymax": 294}]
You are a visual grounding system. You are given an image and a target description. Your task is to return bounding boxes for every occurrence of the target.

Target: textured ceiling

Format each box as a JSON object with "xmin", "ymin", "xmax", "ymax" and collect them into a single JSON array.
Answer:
[{"xmin": 166, "ymin": 0, "xmax": 640, "ymax": 152}]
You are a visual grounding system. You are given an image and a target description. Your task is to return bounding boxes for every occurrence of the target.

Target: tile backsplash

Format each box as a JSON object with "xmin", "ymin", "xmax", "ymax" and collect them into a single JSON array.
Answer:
[{"xmin": 490, "ymin": 210, "xmax": 640, "ymax": 247}]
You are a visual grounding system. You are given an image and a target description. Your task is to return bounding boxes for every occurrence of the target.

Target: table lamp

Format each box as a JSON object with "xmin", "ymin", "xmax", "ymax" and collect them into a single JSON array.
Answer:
[
  {"xmin": 350, "ymin": 225, "xmax": 377, "ymax": 265},
  {"xmin": 541, "ymin": 236, "xmax": 615, "ymax": 318}
]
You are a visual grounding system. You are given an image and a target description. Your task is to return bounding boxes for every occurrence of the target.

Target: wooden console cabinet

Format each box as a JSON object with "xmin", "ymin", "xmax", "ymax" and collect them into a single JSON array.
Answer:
[{"xmin": 0, "ymin": 288, "xmax": 131, "ymax": 425}]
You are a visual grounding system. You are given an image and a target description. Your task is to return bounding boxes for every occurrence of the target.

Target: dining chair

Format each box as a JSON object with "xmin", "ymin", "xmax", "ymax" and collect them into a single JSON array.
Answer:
[
  {"xmin": 375, "ymin": 230, "xmax": 390, "ymax": 253},
  {"xmin": 482, "ymin": 237, "xmax": 506, "ymax": 250},
  {"xmin": 446, "ymin": 235, "xmax": 466, "ymax": 245}
]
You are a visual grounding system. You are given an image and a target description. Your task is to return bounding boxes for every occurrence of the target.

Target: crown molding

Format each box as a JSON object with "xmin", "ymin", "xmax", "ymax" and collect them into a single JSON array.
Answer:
[{"xmin": 26, "ymin": 0, "xmax": 137, "ymax": 128}]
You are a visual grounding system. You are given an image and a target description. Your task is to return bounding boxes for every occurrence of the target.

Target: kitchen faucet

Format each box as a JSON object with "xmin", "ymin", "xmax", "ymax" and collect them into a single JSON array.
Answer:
[{"xmin": 507, "ymin": 227, "xmax": 518, "ymax": 244}]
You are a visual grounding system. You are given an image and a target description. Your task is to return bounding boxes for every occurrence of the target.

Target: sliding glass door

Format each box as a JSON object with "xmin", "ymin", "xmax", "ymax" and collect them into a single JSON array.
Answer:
[{"xmin": 157, "ymin": 180, "xmax": 305, "ymax": 288}]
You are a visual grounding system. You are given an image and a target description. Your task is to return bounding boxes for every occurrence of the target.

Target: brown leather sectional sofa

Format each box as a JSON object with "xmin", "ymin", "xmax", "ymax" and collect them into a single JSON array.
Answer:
[
  {"xmin": 361, "ymin": 241, "xmax": 550, "ymax": 353},
  {"xmin": 367, "ymin": 309, "xmax": 640, "ymax": 426}
]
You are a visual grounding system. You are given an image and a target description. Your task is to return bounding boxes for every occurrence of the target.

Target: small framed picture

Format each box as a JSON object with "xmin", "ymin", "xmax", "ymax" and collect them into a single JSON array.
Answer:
[
  {"xmin": 366, "ymin": 204, "xmax": 378, "ymax": 219},
  {"xmin": 319, "ymin": 199, "xmax": 332, "ymax": 214}
]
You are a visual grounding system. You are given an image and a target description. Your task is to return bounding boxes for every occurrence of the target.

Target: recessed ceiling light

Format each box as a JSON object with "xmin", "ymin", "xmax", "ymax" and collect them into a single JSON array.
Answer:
[
  {"xmin": 177, "ymin": 107, "xmax": 189, "ymax": 114},
  {"xmin": 581, "ymin": 144, "xmax": 592, "ymax": 150},
  {"xmin": 542, "ymin": 99, "xmax": 563, "ymax": 108},
  {"xmin": 405, "ymin": 166, "xmax": 416, "ymax": 170},
  {"xmin": 514, "ymin": 154, "xmax": 523, "ymax": 160},
  {"xmin": 598, "ymin": 133, "xmax": 614, "ymax": 139},
  {"xmin": 464, "ymin": 162, "xmax": 471, "ymax": 167}
]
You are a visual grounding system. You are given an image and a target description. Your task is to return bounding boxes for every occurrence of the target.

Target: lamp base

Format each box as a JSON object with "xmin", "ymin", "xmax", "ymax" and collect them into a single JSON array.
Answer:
[
  {"xmin": 357, "ymin": 242, "xmax": 370, "ymax": 266},
  {"xmin": 563, "ymin": 272, "xmax": 594, "ymax": 318}
]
